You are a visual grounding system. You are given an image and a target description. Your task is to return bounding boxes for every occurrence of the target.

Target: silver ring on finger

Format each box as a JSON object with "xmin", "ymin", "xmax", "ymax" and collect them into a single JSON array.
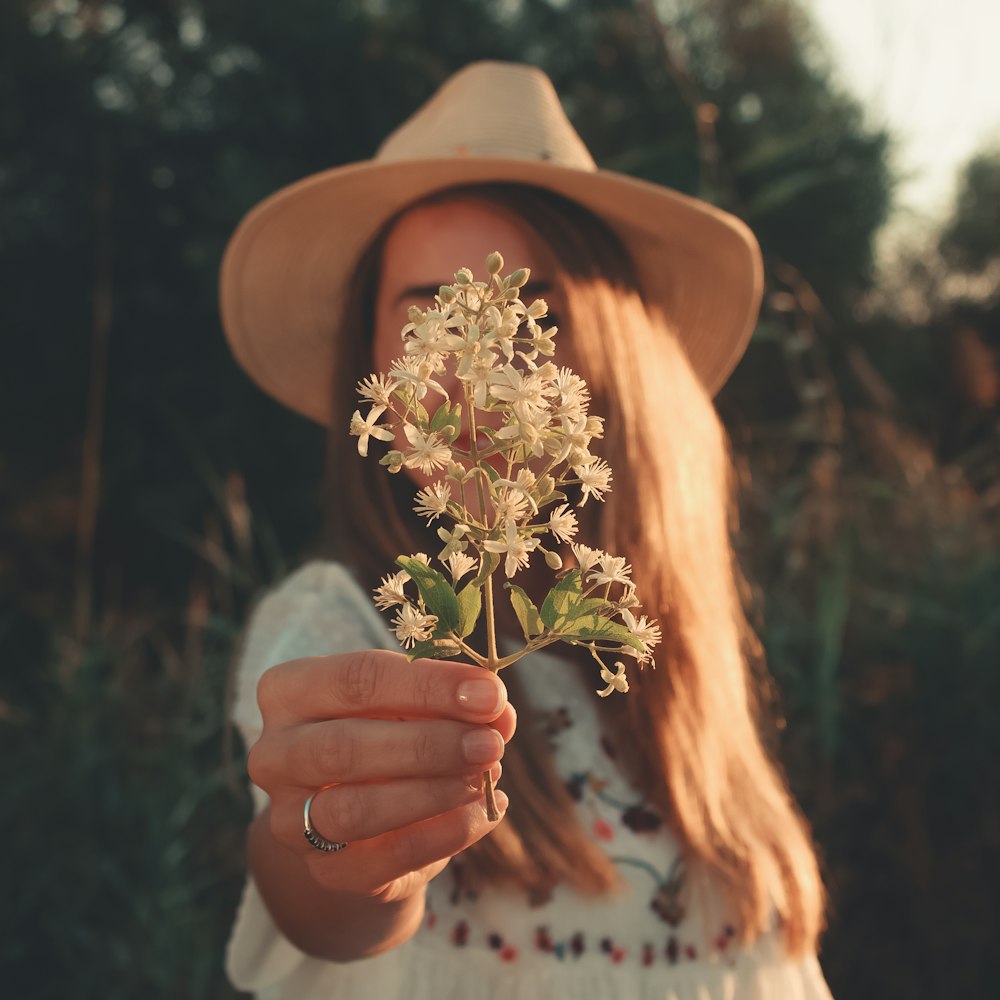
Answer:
[{"xmin": 303, "ymin": 788, "xmax": 348, "ymax": 853}]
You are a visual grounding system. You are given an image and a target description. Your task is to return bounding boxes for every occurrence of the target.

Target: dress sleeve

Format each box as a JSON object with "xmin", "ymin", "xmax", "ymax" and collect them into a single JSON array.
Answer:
[{"xmin": 225, "ymin": 560, "xmax": 399, "ymax": 996}]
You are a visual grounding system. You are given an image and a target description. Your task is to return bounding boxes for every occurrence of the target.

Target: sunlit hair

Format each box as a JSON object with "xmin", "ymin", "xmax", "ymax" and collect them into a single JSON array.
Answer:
[{"xmin": 323, "ymin": 183, "xmax": 829, "ymax": 959}]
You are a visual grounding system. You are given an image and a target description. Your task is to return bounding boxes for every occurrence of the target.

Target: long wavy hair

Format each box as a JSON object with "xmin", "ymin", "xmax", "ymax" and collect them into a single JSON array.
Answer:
[{"xmin": 322, "ymin": 183, "xmax": 829, "ymax": 959}]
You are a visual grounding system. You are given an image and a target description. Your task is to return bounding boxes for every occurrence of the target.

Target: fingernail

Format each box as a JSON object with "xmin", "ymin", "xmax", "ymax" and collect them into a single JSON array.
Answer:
[
  {"xmin": 462, "ymin": 728, "xmax": 503, "ymax": 764},
  {"xmin": 493, "ymin": 790, "xmax": 509, "ymax": 814},
  {"xmin": 456, "ymin": 678, "xmax": 504, "ymax": 714}
]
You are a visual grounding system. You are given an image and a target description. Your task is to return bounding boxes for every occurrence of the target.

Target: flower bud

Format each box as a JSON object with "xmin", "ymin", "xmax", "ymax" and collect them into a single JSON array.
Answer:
[
  {"xmin": 544, "ymin": 549, "xmax": 563, "ymax": 571},
  {"xmin": 380, "ymin": 450, "xmax": 404, "ymax": 473},
  {"xmin": 585, "ymin": 415, "xmax": 605, "ymax": 438},
  {"xmin": 527, "ymin": 298, "xmax": 548, "ymax": 318},
  {"xmin": 486, "ymin": 251, "xmax": 504, "ymax": 275},
  {"xmin": 407, "ymin": 305, "xmax": 423, "ymax": 322},
  {"xmin": 455, "ymin": 267, "xmax": 473, "ymax": 285},
  {"xmin": 447, "ymin": 461, "xmax": 475, "ymax": 483},
  {"xmin": 536, "ymin": 474, "xmax": 555, "ymax": 498},
  {"xmin": 438, "ymin": 285, "xmax": 457, "ymax": 303},
  {"xmin": 507, "ymin": 267, "xmax": 530, "ymax": 288}
]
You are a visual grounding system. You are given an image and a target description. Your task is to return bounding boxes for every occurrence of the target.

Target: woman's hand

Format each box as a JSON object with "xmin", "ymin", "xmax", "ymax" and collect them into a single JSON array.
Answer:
[{"xmin": 248, "ymin": 649, "xmax": 514, "ymax": 906}]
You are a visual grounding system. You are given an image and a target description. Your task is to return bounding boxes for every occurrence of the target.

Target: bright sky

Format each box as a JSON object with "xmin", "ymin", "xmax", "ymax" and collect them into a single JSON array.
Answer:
[{"xmin": 809, "ymin": 0, "xmax": 1000, "ymax": 224}]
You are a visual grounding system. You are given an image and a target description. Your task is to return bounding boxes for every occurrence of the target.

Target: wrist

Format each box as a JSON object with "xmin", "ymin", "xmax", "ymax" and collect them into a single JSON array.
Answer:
[{"xmin": 247, "ymin": 810, "xmax": 430, "ymax": 962}]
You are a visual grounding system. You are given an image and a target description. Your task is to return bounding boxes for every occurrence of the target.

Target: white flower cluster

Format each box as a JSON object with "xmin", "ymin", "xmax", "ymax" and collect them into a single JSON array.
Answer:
[
  {"xmin": 569, "ymin": 543, "xmax": 663, "ymax": 670},
  {"xmin": 373, "ymin": 560, "xmax": 451, "ymax": 651},
  {"xmin": 349, "ymin": 254, "xmax": 612, "ymax": 577},
  {"xmin": 352, "ymin": 253, "xmax": 660, "ymax": 693}
]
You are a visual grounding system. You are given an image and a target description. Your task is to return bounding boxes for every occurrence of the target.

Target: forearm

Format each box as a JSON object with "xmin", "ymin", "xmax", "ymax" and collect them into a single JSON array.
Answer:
[{"xmin": 246, "ymin": 807, "xmax": 426, "ymax": 963}]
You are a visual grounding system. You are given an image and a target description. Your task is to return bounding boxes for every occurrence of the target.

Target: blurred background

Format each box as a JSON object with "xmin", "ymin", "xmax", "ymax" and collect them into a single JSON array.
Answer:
[{"xmin": 2, "ymin": 0, "xmax": 998, "ymax": 996}]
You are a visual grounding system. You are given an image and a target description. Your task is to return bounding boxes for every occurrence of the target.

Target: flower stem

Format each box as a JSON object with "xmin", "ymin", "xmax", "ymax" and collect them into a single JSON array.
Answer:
[{"xmin": 466, "ymin": 381, "xmax": 501, "ymax": 821}]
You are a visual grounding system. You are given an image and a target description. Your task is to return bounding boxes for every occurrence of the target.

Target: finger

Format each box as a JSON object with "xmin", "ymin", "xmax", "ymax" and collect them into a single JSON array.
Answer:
[
  {"xmin": 258, "ymin": 650, "xmax": 507, "ymax": 725},
  {"xmin": 492, "ymin": 701, "xmax": 517, "ymax": 744},
  {"xmin": 283, "ymin": 763, "xmax": 503, "ymax": 846},
  {"xmin": 277, "ymin": 718, "xmax": 505, "ymax": 787},
  {"xmin": 303, "ymin": 792, "xmax": 510, "ymax": 895}
]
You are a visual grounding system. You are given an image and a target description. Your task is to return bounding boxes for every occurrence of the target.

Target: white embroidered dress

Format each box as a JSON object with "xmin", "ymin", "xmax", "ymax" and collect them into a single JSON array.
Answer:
[{"xmin": 226, "ymin": 561, "xmax": 836, "ymax": 1000}]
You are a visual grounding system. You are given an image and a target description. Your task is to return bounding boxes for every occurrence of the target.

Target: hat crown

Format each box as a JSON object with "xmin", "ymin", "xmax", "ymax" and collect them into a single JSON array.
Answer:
[{"xmin": 376, "ymin": 61, "xmax": 597, "ymax": 171}]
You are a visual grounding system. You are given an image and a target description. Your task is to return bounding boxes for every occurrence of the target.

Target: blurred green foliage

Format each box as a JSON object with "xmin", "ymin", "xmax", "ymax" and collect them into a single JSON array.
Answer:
[{"xmin": 1, "ymin": 0, "xmax": 997, "ymax": 997}]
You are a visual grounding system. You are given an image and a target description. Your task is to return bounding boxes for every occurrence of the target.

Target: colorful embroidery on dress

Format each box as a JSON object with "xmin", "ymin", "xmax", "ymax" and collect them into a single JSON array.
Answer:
[{"xmin": 418, "ymin": 707, "xmax": 743, "ymax": 969}]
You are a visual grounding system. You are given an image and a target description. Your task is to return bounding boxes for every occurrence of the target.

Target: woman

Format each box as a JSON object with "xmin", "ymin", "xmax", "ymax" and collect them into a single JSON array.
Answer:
[{"xmin": 219, "ymin": 61, "xmax": 835, "ymax": 998}]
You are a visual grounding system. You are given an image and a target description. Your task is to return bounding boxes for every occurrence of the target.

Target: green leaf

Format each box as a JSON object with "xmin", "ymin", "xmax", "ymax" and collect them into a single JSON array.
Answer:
[
  {"xmin": 480, "ymin": 461, "xmax": 501, "ymax": 485},
  {"xmin": 404, "ymin": 637, "xmax": 463, "ymax": 662},
  {"xmin": 536, "ymin": 490, "xmax": 568, "ymax": 509},
  {"xmin": 560, "ymin": 597, "xmax": 608, "ymax": 623},
  {"xmin": 471, "ymin": 549, "xmax": 500, "ymax": 587},
  {"xmin": 560, "ymin": 616, "xmax": 646, "ymax": 655},
  {"xmin": 412, "ymin": 399, "xmax": 430, "ymax": 426},
  {"xmin": 395, "ymin": 556, "xmax": 460, "ymax": 631},
  {"xmin": 505, "ymin": 583, "xmax": 542, "ymax": 639},
  {"xmin": 540, "ymin": 570, "xmax": 582, "ymax": 629},
  {"xmin": 456, "ymin": 582, "xmax": 482, "ymax": 638},
  {"xmin": 430, "ymin": 401, "xmax": 462, "ymax": 439}
]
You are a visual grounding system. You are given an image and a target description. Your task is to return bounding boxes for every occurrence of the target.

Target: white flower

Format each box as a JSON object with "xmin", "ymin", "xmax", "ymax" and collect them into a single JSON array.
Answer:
[
  {"xmin": 391, "ymin": 602, "xmax": 438, "ymax": 649},
  {"xmin": 571, "ymin": 543, "xmax": 604, "ymax": 575},
  {"xmin": 574, "ymin": 457, "xmax": 613, "ymax": 505},
  {"xmin": 547, "ymin": 503, "xmax": 578, "ymax": 542},
  {"xmin": 597, "ymin": 660, "xmax": 629, "ymax": 697},
  {"xmin": 403, "ymin": 424, "xmax": 452, "ymax": 474},
  {"xmin": 553, "ymin": 366, "xmax": 590, "ymax": 419},
  {"xmin": 413, "ymin": 481, "xmax": 452, "ymax": 521},
  {"xmin": 620, "ymin": 609, "xmax": 662, "ymax": 654},
  {"xmin": 527, "ymin": 297, "xmax": 548, "ymax": 319},
  {"xmin": 489, "ymin": 363, "xmax": 555, "ymax": 422},
  {"xmin": 481, "ymin": 305, "xmax": 519, "ymax": 360},
  {"xmin": 615, "ymin": 589, "xmax": 641, "ymax": 611},
  {"xmin": 530, "ymin": 360, "xmax": 560, "ymax": 383},
  {"xmin": 402, "ymin": 308, "xmax": 465, "ymax": 358},
  {"xmin": 446, "ymin": 551, "xmax": 477, "ymax": 582},
  {"xmin": 453, "ymin": 321, "xmax": 483, "ymax": 376},
  {"xmin": 588, "ymin": 554, "xmax": 633, "ymax": 589},
  {"xmin": 496, "ymin": 409, "xmax": 549, "ymax": 457},
  {"xmin": 490, "ymin": 487, "xmax": 530, "ymax": 525},
  {"xmin": 511, "ymin": 468, "xmax": 538, "ymax": 492},
  {"xmin": 349, "ymin": 405, "xmax": 394, "ymax": 457},
  {"xmin": 458, "ymin": 281, "xmax": 487, "ymax": 311},
  {"xmin": 373, "ymin": 571, "xmax": 410, "ymax": 610},
  {"xmin": 520, "ymin": 317, "xmax": 557, "ymax": 361},
  {"xmin": 356, "ymin": 373, "xmax": 397, "ymax": 406},
  {"xmin": 555, "ymin": 366, "xmax": 589, "ymax": 398},
  {"xmin": 436, "ymin": 523, "xmax": 469, "ymax": 561},
  {"xmin": 548, "ymin": 412, "xmax": 594, "ymax": 466},
  {"xmin": 490, "ymin": 472, "xmax": 539, "ymax": 514},
  {"xmin": 483, "ymin": 519, "xmax": 539, "ymax": 578},
  {"xmin": 457, "ymin": 351, "xmax": 501, "ymax": 408},
  {"xmin": 389, "ymin": 356, "xmax": 447, "ymax": 401}
]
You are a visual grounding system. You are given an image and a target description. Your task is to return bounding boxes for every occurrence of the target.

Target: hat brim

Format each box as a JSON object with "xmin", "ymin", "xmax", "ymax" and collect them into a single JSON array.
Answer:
[{"xmin": 219, "ymin": 157, "xmax": 763, "ymax": 425}]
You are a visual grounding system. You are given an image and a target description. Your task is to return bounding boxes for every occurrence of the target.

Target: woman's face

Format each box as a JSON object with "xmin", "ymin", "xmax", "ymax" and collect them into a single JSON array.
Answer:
[{"xmin": 372, "ymin": 196, "xmax": 573, "ymax": 491}]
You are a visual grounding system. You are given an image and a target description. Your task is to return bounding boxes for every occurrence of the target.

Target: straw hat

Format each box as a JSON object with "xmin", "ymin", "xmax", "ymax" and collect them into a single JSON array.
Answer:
[{"xmin": 219, "ymin": 61, "xmax": 763, "ymax": 425}]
